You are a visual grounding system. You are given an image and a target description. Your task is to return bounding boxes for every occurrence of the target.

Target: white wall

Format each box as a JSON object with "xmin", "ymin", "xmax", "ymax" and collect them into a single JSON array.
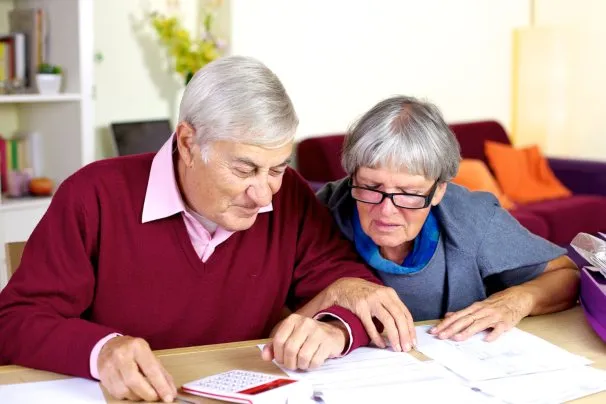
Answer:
[
  {"xmin": 93, "ymin": 0, "xmax": 530, "ymax": 153},
  {"xmin": 230, "ymin": 0, "xmax": 529, "ymax": 139},
  {"xmin": 529, "ymin": 0, "xmax": 606, "ymax": 160},
  {"xmin": 93, "ymin": 0, "xmax": 200, "ymax": 158}
]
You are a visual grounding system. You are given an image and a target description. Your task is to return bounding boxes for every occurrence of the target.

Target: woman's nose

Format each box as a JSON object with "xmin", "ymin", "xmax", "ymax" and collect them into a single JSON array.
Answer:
[{"xmin": 379, "ymin": 196, "xmax": 398, "ymax": 214}]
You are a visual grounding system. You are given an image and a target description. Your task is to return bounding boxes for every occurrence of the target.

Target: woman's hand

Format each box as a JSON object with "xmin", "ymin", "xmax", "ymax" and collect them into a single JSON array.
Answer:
[
  {"xmin": 429, "ymin": 287, "xmax": 534, "ymax": 342},
  {"xmin": 430, "ymin": 256, "xmax": 579, "ymax": 342}
]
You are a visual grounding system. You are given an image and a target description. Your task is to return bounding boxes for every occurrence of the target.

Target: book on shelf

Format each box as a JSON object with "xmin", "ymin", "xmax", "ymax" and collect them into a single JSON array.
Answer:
[
  {"xmin": 0, "ymin": 136, "xmax": 6, "ymax": 193},
  {"xmin": 1, "ymin": 7, "xmax": 48, "ymax": 91},
  {"xmin": 0, "ymin": 33, "xmax": 26, "ymax": 86},
  {"xmin": 0, "ymin": 132, "xmax": 44, "ymax": 198}
]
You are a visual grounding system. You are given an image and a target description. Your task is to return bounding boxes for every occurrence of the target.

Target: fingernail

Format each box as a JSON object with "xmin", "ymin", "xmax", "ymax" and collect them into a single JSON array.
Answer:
[
  {"xmin": 164, "ymin": 395, "xmax": 174, "ymax": 403},
  {"xmin": 405, "ymin": 343, "xmax": 411, "ymax": 352},
  {"xmin": 429, "ymin": 327, "xmax": 437, "ymax": 334},
  {"xmin": 394, "ymin": 344, "xmax": 401, "ymax": 352}
]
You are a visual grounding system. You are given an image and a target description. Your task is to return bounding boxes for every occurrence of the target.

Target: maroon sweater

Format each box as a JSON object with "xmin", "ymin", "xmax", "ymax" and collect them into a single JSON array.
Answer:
[{"xmin": 0, "ymin": 154, "xmax": 380, "ymax": 378}]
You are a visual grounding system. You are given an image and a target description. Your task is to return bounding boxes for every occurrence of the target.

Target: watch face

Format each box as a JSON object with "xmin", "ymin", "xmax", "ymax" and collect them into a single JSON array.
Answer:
[{"xmin": 238, "ymin": 378, "xmax": 297, "ymax": 395}]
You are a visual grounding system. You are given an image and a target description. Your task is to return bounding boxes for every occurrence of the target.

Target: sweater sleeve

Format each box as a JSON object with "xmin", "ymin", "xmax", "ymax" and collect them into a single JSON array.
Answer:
[
  {"xmin": 289, "ymin": 171, "xmax": 382, "ymax": 308},
  {"xmin": 0, "ymin": 175, "xmax": 120, "ymax": 379}
]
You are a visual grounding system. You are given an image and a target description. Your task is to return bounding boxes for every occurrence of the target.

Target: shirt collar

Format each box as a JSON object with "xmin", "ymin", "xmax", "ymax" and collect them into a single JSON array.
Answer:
[{"xmin": 142, "ymin": 133, "xmax": 273, "ymax": 223}]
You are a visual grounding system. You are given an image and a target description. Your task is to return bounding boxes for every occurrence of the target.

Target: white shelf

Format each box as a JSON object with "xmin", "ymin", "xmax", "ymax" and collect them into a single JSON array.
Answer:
[
  {"xmin": 0, "ymin": 93, "xmax": 82, "ymax": 104},
  {"xmin": 0, "ymin": 196, "xmax": 52, "ymax": 211},
  {"xmin": 0, "ymin": 0, "xmax": 93, "ymax": 291}
]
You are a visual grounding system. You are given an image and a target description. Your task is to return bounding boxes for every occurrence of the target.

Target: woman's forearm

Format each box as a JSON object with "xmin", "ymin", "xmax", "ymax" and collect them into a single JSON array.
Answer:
[{"xmin": 516, "ymin": 267, "xmax": 580, "ymax": 316}]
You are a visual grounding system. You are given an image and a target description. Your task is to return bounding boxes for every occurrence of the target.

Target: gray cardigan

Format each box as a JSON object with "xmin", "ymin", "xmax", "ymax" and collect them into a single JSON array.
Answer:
[{"xmin": 317, "ymin": 178, "xmax": 566, "ymax": 321}]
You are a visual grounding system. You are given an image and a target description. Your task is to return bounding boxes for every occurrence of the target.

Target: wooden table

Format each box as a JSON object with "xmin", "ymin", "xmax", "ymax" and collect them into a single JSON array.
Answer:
[{"xmin": 1, "ymin": 306, "xmax": 605, "ymax": 403}]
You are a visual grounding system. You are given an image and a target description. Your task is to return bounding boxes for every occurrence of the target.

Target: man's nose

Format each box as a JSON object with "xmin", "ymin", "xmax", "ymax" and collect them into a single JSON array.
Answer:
[{"xmin": 247, "ymin": 180, "xmax": 272, "ymax": 207}]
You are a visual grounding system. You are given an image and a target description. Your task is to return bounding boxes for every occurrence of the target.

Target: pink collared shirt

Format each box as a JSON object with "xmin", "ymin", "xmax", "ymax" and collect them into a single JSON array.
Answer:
[{"xmin": 89, "ymin": 134, "xmax": 272, "ymax": 379}]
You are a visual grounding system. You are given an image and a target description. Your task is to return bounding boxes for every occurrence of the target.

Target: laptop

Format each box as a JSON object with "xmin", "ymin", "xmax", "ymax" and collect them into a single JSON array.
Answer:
[{"xmin": 110, "ymin": 119, "xmax": 172, "ymax": 156}]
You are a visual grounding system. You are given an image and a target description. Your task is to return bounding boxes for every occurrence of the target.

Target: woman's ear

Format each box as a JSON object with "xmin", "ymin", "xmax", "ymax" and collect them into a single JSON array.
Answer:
[
  {"xmin": 431, "ymin": 182, "xmax": 448, "ymax": 206},
  {"xmin": 175, "ymin": 122, "xmax": 198, "ymax": 168}
]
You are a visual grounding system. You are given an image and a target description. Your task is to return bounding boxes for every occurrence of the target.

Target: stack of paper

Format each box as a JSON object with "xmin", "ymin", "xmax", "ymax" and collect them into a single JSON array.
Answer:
[
  {"xmin": 414, "ymin": 325, "xmax": 591, "ymax": 381},
  {"xmin": 260, "ymin": 345, "xmax": 495, "ymax": 403},
  {"xmin": 264, "ymin": 324, "xmax": 606, "ymax": 403},
  {"xmin": 414, "ymin": 325, "xmax": 606, "ymax": 404},
  {"xmin": 472, "ymin": 366, "xmax": 606, "ymax": 404},
  {"xmin": 0, "ymin": 378, "xmax": 105, "ymax": 404}
]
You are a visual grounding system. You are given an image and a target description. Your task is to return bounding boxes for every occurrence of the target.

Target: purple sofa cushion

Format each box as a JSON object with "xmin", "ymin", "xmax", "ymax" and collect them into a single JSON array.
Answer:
[
  {"xmin": 508, "ymin": 210, "xmax": 551, "ymax": 240},
  {"xmin": 449, "ymin": 121, "xmax": 511, "ymax": 166},
  {"xmin": 297, "ymin": 134, "xmax": 347, "ymax": 182},
  {"xmin": 522, "ymin": 195, "xmax": 606, "ymax": 245},
  {"xmin": 548, "ymin": 157, "xmax": 606, "ymax": 196}
]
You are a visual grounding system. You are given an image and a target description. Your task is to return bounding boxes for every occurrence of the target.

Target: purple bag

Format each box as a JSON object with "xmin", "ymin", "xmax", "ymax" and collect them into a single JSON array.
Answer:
[
  {"xmin": 571, "ymin": 233, "xmax": 606, "ymax": 342},
  {"xmin": 580, "ymin": 267, "xmax": 606, "ymax": 342}
]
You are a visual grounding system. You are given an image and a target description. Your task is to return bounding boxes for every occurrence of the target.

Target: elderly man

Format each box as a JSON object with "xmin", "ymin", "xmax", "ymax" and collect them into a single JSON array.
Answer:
[{"xmin": 0, "ymin": 56, "xmax": 412, "ymax": 403}]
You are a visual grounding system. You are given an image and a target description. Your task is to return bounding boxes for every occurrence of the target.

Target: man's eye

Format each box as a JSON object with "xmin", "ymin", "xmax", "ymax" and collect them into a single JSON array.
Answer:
[
  {"xmin": 363, "ymin": 184, "xmax": 380, "ymax": 190},
  {"xmin": 270, "ymin": 169, "xmax": 285, "ymax": 177},
  {"xmin": 235, "ymin": 168, "xmax": 254, "ymax": 176}
]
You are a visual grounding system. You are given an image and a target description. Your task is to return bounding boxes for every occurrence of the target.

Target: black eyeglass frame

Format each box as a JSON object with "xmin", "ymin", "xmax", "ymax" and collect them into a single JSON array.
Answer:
[{"xmin": 348, "ymin": 177, "xmax": 439, "ymax": 209}]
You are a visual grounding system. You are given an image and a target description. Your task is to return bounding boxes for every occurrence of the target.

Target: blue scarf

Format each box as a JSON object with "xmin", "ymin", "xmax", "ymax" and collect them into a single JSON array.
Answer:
[{"xmin": 352, "ymin": 207, "xmax": 440, "ymax": 275}]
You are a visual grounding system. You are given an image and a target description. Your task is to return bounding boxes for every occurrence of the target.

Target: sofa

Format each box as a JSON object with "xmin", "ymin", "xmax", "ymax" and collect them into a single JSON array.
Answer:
[{"xmin": 296, "ymin": 120, "xmax": 606, "ymax": 249}]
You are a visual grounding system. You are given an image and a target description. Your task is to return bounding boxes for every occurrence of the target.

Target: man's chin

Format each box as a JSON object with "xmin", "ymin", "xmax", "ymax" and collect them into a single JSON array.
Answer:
[{"xmin": 220, "ymin": 214, "xmax": 258, "ymax": 232}]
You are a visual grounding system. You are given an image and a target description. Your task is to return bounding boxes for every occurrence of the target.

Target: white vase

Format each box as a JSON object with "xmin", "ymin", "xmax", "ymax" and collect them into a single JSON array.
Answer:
[{"xmin": 36, "ymin": 74, "xmax": 62, "ymax": 95}]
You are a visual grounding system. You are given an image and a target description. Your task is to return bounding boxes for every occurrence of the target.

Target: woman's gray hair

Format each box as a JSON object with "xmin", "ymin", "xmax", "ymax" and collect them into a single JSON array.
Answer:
[
  {"xmin": 342, "ymin": 96, "xmax": 461, "ymax": 182},
  {"xmin": 178, "ymin": 56, "xmax": 298, "ymax": 160}
]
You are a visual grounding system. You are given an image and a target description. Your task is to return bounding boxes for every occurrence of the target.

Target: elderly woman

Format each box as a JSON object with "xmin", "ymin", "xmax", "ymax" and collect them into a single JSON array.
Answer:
[{"xmin": 317, "ymin": 96, "xmax": 579, "ymax": 344}]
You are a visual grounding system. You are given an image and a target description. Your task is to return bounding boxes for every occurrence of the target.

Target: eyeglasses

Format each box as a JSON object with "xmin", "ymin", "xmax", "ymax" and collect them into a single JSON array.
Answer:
[{"xmin": 349, "ymin": 178, "xmax": 439, "ymax": 209}]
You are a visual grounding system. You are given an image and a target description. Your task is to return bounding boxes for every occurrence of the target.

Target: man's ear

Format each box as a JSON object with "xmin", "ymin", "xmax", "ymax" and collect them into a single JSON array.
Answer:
[
  {"xmin": 431, "ymin": 182, "xmax": 448, "ymax": 206},
  {"xmin": 175, "ymin": 122, "xmax": 198, "ymax": 167}
]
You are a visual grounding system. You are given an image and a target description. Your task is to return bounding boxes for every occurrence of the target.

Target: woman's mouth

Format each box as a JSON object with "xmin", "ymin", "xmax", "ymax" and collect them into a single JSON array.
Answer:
[{"xmin": 373, "ymin": 220, "xmax": 401, "ymax": 231}]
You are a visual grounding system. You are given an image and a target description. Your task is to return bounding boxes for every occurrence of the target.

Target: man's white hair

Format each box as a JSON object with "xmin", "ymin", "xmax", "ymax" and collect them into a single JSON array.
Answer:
[{"xmin": 178, "ymin": 56, "xmax": 299, "ymax": 159}]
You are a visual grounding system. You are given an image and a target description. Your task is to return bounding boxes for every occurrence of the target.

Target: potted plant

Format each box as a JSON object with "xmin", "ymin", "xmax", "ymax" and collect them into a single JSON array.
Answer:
[
  {"xmin": 149, "ymin": 1, "xmax": 226, "ymax": 85},
  {"xmin": 36, "ymin": 63, "xmax": 63, "ymax": 95}
]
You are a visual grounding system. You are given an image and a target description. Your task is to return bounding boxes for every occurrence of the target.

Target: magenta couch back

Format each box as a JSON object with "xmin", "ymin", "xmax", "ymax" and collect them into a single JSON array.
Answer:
[{"xmin": 296, "ymin": 120, "xmax": 510, "ymax": 182}]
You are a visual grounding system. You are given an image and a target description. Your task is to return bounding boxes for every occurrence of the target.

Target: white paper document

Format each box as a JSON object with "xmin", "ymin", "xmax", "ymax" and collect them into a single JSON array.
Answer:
[
  {"xmin": 259, "ymin": 345, "xmax": 420, "ymax": 390},
  {"xmin": 0, "ymin": 377, "xmax": 106, "ymax": 404},
  {"xmin": 258, "ymin": 345, "xmax": 500, "ymax": 403},
  {"xmin": 472, "ymin": 366, "xmax": 606, "ymax": 404},
  {"xmin": 415, "ymin": 325, "xmax": 591, "ymax": 381},
  {"xmin": 318, "ymin": 377, "xmax": 500, "ymax": 404}
]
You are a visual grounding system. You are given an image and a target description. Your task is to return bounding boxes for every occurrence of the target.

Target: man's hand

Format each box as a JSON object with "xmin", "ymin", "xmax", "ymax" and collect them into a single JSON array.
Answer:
[
  {"xmin": 261, "ymin": 314, "xmax": 347, "ymax": 370},
  {"xmin": 429, "ymin": 287, "xmax": 534, "ymax": 342},
  {"xmin": 98, "ymin": 336, "xmax": 177, "ymax": 402},
  {"xmin": 321, "ymin": 278, "xmax": 415, "ymax": 352}
]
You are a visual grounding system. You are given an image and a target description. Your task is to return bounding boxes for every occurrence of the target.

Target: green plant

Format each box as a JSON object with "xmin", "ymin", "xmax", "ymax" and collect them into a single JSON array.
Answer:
[
  {"xmin": 149, "ymin": 1, "xmax": 225, "ymax": 85},
  {"xmin": 38, "ymin": 63, "xmax": 62, "ymax": 75}
]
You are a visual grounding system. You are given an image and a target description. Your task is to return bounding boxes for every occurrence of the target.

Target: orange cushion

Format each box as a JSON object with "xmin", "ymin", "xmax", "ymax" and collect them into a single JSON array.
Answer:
[
  {"xmin": 452, "ymin": 159, "xmax": 515, "ymax": 210},
  {"xmin": 484, "ymin": 141, "xmax": 572, "ymax": 204}
]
